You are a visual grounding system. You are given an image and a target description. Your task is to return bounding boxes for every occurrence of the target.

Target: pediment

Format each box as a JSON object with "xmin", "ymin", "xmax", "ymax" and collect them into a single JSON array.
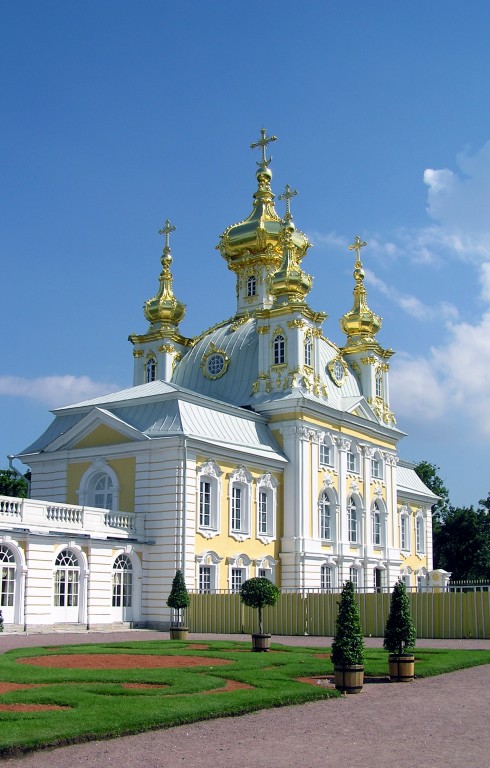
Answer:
[
  {"xmin": 46, "ymin": 408, "xmax": 148, "ymax": 451},
  {"xmin": 342, "ymin": 396, "xmax": 378, "ymax": 422}
]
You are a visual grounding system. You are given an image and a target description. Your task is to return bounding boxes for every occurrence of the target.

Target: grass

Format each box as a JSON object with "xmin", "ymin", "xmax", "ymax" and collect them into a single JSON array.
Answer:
[{"xmin": 0, "ymin": 640, "xmax": 488, "ymax": 756}]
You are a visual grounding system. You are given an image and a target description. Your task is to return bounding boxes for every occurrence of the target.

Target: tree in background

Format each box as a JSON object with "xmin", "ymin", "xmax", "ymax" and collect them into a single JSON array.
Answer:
[
  {"xmin": 414, "ymin": 460, "xmax": 450, "ymax": 526},
  {"xmin": 434, "ymin": 503, "xmax": 490, "ymax": 581},
  {"xmin": 0, "ymin": 470, "xmax": 28, "ymax": 498}
]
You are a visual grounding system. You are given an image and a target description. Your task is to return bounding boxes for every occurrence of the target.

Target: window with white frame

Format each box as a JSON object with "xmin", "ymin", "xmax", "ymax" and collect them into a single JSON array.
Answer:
[
  {"xmin": 0, "ymin": 545, "xmax": 16, "ymax": 608},
  {"xmin": 231, "ymin": 567, "xmax": 245, "ymax": 593},
  {"xmin": 199, "ymin": 565, "xmax": 212, "ymax": 593},
  {"xmin": 112, "ymin": 554, "xmax": 133, "ymax": 608},
  {"xmin": 94, "ymin": 474, "xmax": 114, "ymax": 510},
  {"xmin": 347, "ymin": 496, "xmax": 359, "ymax": 543},
  {"xmin": 372, "ymin": 501, "xmax": 382, "ymax": 546},
  {"xmin": 273, "ymin": 333, "xmax": 285, "ymax": 365},
  {"xmin": 145, "ymin": 356, "xmax": 157, "ymax": 383},
  {"xmin": 416, "ymin": 515, "xmax": 425, "ymax": 553},
  {"xmin": 258, "ymin": 568, "xmax": 271, "ymax": 580},
  {"xmin": 349, "ymin": 566, "xmax": 359, "ymax": 588},
  {"xmin": 347, "ymin": 450, "xmax": 357, "ymax": 473},
  {"xmin": 321, "ymin": 564, "xmax": 332, "ymax": 591},
  {"xmin": 197, "ymin": 462, "xmax": 221, "ymax": 535},
  {"xmin": 247, "ymin": 275, "xmax": 256, "ymax": 297},
  {"xmin": 320, "ymin": 491, "xmax": 332, "ymax": 540},
  {"xmin": 375, "ymin": 371, "xmax": 382, "ymax": 398},
  {"xmin": 256, "ymin": 474, "xmax": 276, "ymax": 540},
  {"xmin": 400, "ymin": 511, "xmax": 410, "ymax": 551},
  {"xmin": 371, "ymin": 457, "xmax": 381, "ymax": 479},
  {"xmin": 304, "ymin": 335, "xmax": 312, "ymax": 366},
  {"xmin": 54, "ymin": 550, "xmax": 79, "ymax": 608},
  {"xmin": 319, "ymin": 437, "xmax": 333, "ymax": 466},
  {"xmin": 229, "ymin": 467, "xmax": 251, "ymax": 537}
]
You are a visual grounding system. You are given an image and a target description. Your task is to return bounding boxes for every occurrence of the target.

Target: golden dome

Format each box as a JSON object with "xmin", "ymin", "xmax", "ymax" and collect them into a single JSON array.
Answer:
[
  {"xmin": 340, "ymin": 236, "xmax": 382, "ymax": 348},
  {"xmin": 144, "ymin": 220, "xmax": 186, "ymax": 328}
]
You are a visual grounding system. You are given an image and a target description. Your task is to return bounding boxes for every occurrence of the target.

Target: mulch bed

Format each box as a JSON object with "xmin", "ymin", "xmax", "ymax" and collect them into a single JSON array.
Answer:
[{"xmin": 17, "ymin": 654, "xmax": 233, "ymax": 669}]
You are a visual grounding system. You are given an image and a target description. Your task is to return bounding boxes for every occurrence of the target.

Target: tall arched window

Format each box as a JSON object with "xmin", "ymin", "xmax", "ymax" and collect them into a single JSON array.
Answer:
[
  {"xmin": 273, "ymin": 334, "xmax": 285, "ymax": 365},
  {"xmin": 112, "ymin": 554, "xmax": 133, "ymax": 609},
  {"xmin": 0, "ymin": 545, "xmax": 15, "ymax": 609},
  {"xmin": 94, "ymin": 474, "xmax": 113, "ymax": 510},
  {"xmin": 372, "ymin": 501, "xmax": 382, "ymax": 545},
  {"xmin": 246, "ymin": 275, "xmax": 256, "ymax": 297},
  {"xmin": 347, "ymin": 496, "xmax": 358, "ymax": 543},
  {"xmin": 304, "ymin": 335, "xmax": 312, "ymax": 366},
  {"xmin": 54, "ymin": 550, "xmax": 79, "ymax": 609},
  {"xmin": 320, "ymin": 492, "xmax": 332, "ymax": 540},
  {"xmin": 145, "ymin": 356, "xmax": 157, "ymax": 383}
]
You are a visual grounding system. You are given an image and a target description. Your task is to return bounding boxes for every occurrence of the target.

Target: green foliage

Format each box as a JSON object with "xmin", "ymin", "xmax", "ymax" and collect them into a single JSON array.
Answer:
[
  {"xmin": 0, "ymin": 469, "xmax": 28, "ymax": 498},
  {"xmin": 240, "ymin": 577, "xmax": 280, "ymax": 634},
  {"xmin": 414, "ymin": 460, "xmax": 451, "ymax": 525},
  {"xmin": 434, "ymin": 505, "xmax": 490, "ymax": 580},
  {"xmin": 383, "ymin": 580, "xmax": 416, "ymax": 655},
  {"xmin": 0, "ymin": 610, "xmax": 3, "ymax": 633},
  {"xmin": 331, "ymin": 581, "xmax": 364, "ymax": 667},
  {"xmin": 166, "ymin": 570, "xmax": 190, "ymax": 626}
]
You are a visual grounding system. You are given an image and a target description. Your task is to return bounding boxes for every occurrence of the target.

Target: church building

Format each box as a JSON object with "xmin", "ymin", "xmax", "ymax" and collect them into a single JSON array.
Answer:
[{"xmin": 0, "ymin": 130, "xmax": 438, "ymax": 630}]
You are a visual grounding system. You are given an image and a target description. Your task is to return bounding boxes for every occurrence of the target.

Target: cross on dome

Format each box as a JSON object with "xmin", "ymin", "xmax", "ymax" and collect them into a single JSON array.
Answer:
[
  {"xmin": 279, "ymin": 184, "xmax": 298, "ymax": 220},
  {"xmin": 158, "ymin": 219, "xmax": 176, "ymax": 250},
  {"xmin": 348, "ymin": 235, "xmax": 367, "ymax": 262},
  {"xmin": 250, "ymin": 128, "xmax": 277, "ymax": 167}
]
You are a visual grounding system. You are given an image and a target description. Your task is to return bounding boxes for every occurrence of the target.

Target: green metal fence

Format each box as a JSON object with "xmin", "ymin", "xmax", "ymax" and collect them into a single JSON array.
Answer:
[{"xmin": 188, "ymin": 588, "xmax": 490, "ymax": 639}]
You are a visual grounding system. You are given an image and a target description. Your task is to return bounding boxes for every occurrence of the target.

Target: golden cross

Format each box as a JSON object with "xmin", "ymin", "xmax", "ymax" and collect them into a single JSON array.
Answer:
[
  {"xmin": 348, "ymin": 235, "xmax": 367, "ymax": 261},
  {"xmin": 278, "ymin": 184, "xmax": 298, "ymax": 219},
  {"xmin": 250, "ymin": 128, "xmax": 277, "ymax": 166},
  {"xmin": 158, "ymin": 219, "xmax": 176, "ymax": 250}
]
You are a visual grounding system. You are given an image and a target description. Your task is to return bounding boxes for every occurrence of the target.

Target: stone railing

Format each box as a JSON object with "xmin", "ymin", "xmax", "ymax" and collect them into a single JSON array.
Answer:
[{"xmin": 0, "ymin": 495, "xmax": 142, "ymax": 539}]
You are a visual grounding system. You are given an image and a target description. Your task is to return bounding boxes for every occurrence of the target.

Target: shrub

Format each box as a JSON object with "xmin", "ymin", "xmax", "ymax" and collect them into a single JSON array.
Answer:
[
  {"xmin": 0, "ymin": 610, "xmax": 3, "ymax": 633},
  {"xmin": 383, "ymin": 579, "xmax": 416, "ymax": 655},
  {"xmin": 166, "ymin": 569, "xmax": 190, "ymax": 627},
  {"xmin": 240, "ymin": 577, "xmax": 280, "ymax": 634},
  {"xmin": 331, "ymin": 581, "xmax": 364, "ymax": 667}
]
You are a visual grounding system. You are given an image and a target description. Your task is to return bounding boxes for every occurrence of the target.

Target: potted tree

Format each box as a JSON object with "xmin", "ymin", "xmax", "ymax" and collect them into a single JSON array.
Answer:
[
  {"xmin": 383, "ymin": 579, "xmax": 416, "ymax": 681},
  {"xmin": 331, "ymin": 580, "xmax": 364, "ymax": 693},
  {"xmin": 240, "ymin": 577, "xmax": 280, "ymax": 651},
  {"xmin": 166, "ymin": 569, "xmax": 190, "ymax": 640}
]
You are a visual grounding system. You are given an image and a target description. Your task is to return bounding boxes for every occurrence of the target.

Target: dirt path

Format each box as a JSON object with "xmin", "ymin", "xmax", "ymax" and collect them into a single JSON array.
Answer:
[{"xmin": 1, "ymin": 630, "xmax": 489, "ymax": 768}]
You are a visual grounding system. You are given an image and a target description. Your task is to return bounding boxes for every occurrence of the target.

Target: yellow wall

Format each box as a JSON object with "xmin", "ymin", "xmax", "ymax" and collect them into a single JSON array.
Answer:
[
  {"xmin": 66, "ymin": 457, "xmax": 135, "ymax": 512},
  {"xmin": 74, "ymin": 425, "xmax": 133, "ymax": 449}
]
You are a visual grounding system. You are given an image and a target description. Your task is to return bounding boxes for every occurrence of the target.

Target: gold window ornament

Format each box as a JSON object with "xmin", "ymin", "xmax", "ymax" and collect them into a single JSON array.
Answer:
[
  {"xmin": 328, "ymin": 356, "xmax": 347, "ymax": 386},
  {"xmin": 201, "ymin": 343, "xmax": 230, "ymax": 380}
]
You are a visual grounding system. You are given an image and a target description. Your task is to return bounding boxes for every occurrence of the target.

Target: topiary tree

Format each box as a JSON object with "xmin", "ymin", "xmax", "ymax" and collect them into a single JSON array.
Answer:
[
  {"xmin": 0, "ymin": 610, "xmax": 3, "ymax": 633},
  {"xmin": 166, "ymin": 569, "xmax": 190, "ymax": 627},
  {"xmin": 240, "ymin": 577, "xmax": 280, "ymax": 635},
  {"xmin": 331, "ymin": 581, "xmax": 364, "ymax": 667},
  {"xmin": 383, "ymin": 579, "xmax": 416, "ymax": 655}
]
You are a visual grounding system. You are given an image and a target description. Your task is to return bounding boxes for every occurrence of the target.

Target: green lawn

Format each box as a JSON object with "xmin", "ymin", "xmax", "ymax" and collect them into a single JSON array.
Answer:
[{"xmin": 0, "ymin": 640, "xmax": 489, "ymax": 756}]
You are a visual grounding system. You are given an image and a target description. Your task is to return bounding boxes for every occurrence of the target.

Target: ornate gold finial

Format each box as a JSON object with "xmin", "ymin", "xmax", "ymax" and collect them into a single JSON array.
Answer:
[
  {"xmin": 250, "ymin": 128, "xmax": 277, "ymax": 167},
  {"xmin": 278, "ymin": 184, "xmax": 298, "ymax": 222},
  {"xmin": 348, "ymin": 235, "xmax": 367, "ymax": 262},
  {"xmin": 158, "ymin": 219, "xmax": 176, "ymax": 251},
  {"xmin": 340, "ymin": 235, "xmax": 384, "ymax": 350}
]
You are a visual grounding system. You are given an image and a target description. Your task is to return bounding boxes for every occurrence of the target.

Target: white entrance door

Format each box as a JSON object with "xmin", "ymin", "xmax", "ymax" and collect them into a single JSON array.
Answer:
[
  {"xmin": 53, "ymin": 550, "xmax": 80, "ymax": 623},
  {"xmin": 0, "ymin": 545, "xmax": 16, "ymax": 624},
  {"xmin": 112, "ymin": 554, "xmax": 133, "ymax": 622}
]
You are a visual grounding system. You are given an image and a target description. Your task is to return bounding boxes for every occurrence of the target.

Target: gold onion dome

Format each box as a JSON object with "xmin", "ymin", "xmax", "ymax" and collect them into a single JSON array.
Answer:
[
  {"xmin": 144, "ymin": 219, "xmax": 186, "ymax": 328},
  {"xmin": 270, "ymin": 186, "xmax": 313, "ymax": 304},
  {"xmin": 340, "ymin": 236, "xmax": 382, "ymax": 346},
  {"xmin": 217, "ymin": 129, "xmax": 311, "ymax": 269}
]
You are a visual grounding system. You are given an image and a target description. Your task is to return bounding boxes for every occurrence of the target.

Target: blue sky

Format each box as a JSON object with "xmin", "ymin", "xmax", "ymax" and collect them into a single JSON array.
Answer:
[{"xmin": 2, "ymin": 1, "xmax": 490, "ymax": 507}]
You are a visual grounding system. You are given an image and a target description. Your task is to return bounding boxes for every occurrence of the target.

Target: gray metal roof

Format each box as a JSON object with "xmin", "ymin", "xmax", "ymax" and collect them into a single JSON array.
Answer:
[{"xmin": 397, "ymin": 464, "xmax": 439, "ymax": 501}]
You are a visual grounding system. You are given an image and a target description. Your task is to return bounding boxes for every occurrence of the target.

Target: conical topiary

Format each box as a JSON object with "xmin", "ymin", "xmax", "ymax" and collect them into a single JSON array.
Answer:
[
  {"xmin": 166, "ymin": 569, "xmax": 190, "ymax": 627},
  {"xmin": 0, "ymin": 610, "xmax": 3, "ymax": 633},
  {"xmin": 383, "ymin": 579, "xmax": 416, "ymax": 655},
  {"xmin": 331, "ymin": 580, "xmax": 364, "ymax": 667}
]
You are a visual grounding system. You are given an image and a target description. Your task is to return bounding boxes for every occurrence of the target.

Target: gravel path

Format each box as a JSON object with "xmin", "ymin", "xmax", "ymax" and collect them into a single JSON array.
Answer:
[{"xmin": 1, "ymin": 630, "xmax": 489, "ymax": 768}]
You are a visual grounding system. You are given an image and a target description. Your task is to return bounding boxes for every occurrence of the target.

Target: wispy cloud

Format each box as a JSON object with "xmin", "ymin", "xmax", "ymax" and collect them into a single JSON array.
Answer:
[
  {"xmin": 364, "ymin": 268, "xmax": 459, "ymax": 321},
  {"xmin": 0, "ymin": 375, "xmax": 118, "ymax": 408}
]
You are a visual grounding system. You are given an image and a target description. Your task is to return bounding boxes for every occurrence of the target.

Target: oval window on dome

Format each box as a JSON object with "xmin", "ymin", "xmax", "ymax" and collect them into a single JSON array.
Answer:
[
  {"xmin": 201, "ymin": 345, "xmax": 229, "ymax": 380},
  {"xmin": 328, "ymin": 357, "xmax": 346, "ymax": 386}
]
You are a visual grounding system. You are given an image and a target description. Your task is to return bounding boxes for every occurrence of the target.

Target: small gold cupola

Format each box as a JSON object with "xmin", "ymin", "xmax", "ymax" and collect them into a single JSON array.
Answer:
[
  {"xmin": 340, "ymin": 236, "xmax": 383, "ymax": 350},
  {"xmin": 143, "ymin": 219, "xmax": 186, "ymax": 328},
  {"xmin": 217, "ymin": 130, "xmax": 312, "ymax": 316},
  {"xmin": 270, "ymin": 185, "xmax": 313, "ymax": 306}
]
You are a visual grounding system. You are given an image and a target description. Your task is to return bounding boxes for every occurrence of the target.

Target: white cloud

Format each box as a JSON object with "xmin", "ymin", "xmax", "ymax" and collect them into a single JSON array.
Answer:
[
  {"xmin": 0, "ymin": 375, "xmax": 118, "ymax": 408},
  {"xmin": 364, "ymin": 268, "xmax": 459, "ymax": 321}
]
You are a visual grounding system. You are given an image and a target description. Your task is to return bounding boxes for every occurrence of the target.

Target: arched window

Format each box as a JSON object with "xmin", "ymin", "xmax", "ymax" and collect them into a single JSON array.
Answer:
[
  {"xmin": 94, "ymin": 474, "xmax": 113, "ymax": 510},
  {"xmin": 347, "ymin": 496, "xmax": 358, "ymax": 543},
  {"xmin": 304, "ymin": 335, "xmax": 312, "ymax": 366},
  {"xmin": 145, "ymin": 356, "xmax": 157, "ymax": 383},
  {"xmin": 112, "ymin": 554, "xmax": 133, "ymax": 609},
  {"xmin": 320, "ymin": 491, "xmax": 332, "ymax": 540},
  {"xmin": 375, "ymin": 371, "xmax": 383, "ymax": 398},
  {"xmin": 372, "ymin": 501, "xmax": 382, "ymax": 546},
  {"xmin": 246, "ymin": 275, "xmax": 256, "ymax": 297},
  {"xmin": 54, "ymin": 550, "xmax": 79, "ymax": 608},
  {"xmin": 273, "ymin": 333, "xmax": 285, "ymax": 365},
  {"xmin": 0, "ymin": 545, "xmax": 15, "ymax": 608},
  {"xmin": 416, "ymin": 515, "xmax": 425, "ymax": 553}
]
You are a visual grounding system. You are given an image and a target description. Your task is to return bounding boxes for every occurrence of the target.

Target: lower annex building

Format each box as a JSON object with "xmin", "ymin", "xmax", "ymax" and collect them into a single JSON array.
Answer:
[{"xmin": 1, "ymin": 130, "xmax": 439, "ymax": 630}]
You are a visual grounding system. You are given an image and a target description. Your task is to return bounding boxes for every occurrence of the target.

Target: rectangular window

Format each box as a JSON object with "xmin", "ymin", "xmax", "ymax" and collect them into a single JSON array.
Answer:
[
  {"xmin": 199, "ymin": 566, "xmax": 211, "ymax": 593},
  {"xmin": 321, "ymin": 565, "xmax": 332, "ymax": 591},
  {"xmin": 349, "ymin": 567, "xmax": 359, "ymax": 588},
  {"xmin": 231, "ymin": 568, "xmax": 244, "ymax": 593},
  {"xmin": 1, "ymin": 567, "xmax": 15, "ymax": 607},
  {"xmin": 231, "ymin": 486, "xmax": 242, "ymax": 531},
  {"xmin": 371, "ymin": 459, "xmax": 380, "ymax": 478},
  {"xmin": 416, "ymin": 517, "xmax": 424, "ymax": 553},
  {"xmin": 376, "ymin": 374, "xmax": 382, "ymax": 398},
  {"xmin": 258, "ymin": 491, "xmax": 268, "ymax": 535},
  {"xmin": 401, "ymin": 516, "xmax": 408, "ymax": 550},
  {"xmin": 347, "ymin": 451, "xmax": 356, "ymax": 473},
  {"xmin": 373, "ymin": 512, "xmax": 381, "ymax": 546},
  {"xmin": 320, "ymin": 442, "xmax": 331, "ymax": 466},
  {"xmin": 320, "ymin": 499, "xmax": 331, "ymax": 540},
  {"xmin": 199, "ymin": 480, "xmax": 211, "ymax": 527}
]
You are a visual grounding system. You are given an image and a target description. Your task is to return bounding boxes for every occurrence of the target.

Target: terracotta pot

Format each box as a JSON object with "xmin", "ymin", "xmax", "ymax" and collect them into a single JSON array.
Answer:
[
  {"xmin": 334, "ymin": 664, "xmax": 364, "ymax": 694},
  {"xmin": 251, "ymin": 633, "xmax": 271, "ymax": 652},
  {"xmin": 389, "ymin": 654, "xmax": 415, "ymax": 682},
  {"xmin": 169, "ymin": 626, "xmax": 189, "ymax": 640}
]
